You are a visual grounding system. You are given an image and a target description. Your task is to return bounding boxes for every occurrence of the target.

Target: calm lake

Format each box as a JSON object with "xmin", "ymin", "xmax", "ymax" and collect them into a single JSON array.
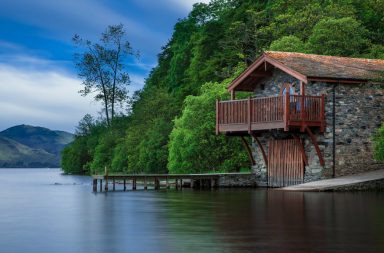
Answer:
[{"xmin": 0, "ymin": 169, "xmax": 383, "ymax": 253}]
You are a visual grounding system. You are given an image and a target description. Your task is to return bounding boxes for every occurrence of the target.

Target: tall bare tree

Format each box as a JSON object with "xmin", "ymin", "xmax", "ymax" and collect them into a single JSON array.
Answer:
[{"xmin": 73, "ymin": 24, "xmax": 138, "ymax": 125}]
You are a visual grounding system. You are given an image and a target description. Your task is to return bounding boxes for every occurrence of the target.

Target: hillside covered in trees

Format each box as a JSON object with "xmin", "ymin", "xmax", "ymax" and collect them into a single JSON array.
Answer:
[{"xmin": 62, "ymin": 0, "xmax": 384, "ymax": 175}]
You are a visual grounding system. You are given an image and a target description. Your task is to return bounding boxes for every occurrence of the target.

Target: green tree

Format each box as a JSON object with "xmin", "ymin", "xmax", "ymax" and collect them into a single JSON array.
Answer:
[
  {"xmin": 269, "ymin": 35, "xmax": 307, "ymax": 52},
  {"xmin": 73, "ymin": 24, "xmax": 138, "ymax": 125},
  {"xmin": 168, "ymin": 73, "xmax": 249, "ymax": 174},
  {"xmin": 307, "ymin": 17, "xmax": 369, "ymax": 56}
]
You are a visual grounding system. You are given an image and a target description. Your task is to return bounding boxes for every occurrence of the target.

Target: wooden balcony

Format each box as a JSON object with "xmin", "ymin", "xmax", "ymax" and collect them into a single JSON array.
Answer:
[{"xmin": 216, "ymin": 94, "xmax": 325, "ymax": 134}]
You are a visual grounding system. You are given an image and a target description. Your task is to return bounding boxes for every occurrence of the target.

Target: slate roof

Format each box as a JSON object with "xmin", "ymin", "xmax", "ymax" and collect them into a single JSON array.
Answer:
[
  {"xmin": 265, "ymin": 51, "xmax": 384, "ymax": 81},
  {"xmin": 228, "ymin": 51, "xmax": 384, "ymax": 91}
]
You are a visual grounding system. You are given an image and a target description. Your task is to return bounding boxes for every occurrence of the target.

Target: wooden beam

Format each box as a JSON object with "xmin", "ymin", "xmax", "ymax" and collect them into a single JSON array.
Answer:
[
  {"xmin": 250, "ymin": 132, "xmax": 268, "ymax": 167},
  {"xmin": 305, "ymin": 127, "xmax": 325, "ymax": 166},
  {"xmin": 230, "ymin": 90, "xmax": 235, "ymax": 100},
  {"xmin": 300, "ymin": 94, "xmax": 305, "ymax": 132},
  {"xmin": 240, "ymin": 136, "xmax": 256, "ymax": 166},
  {"xmin": 265, "ymin": 56, "xmax": 308, "ymax": 83},
  {"xmin": 320, "ymin": 94, "xmax": 325, "ymax": 133},
  {"xmin": 308, "ymin": 77, "xmax": 366, "ymax": 84},
  {"xmin": 216, "ymin": 99, "xmax": 219, "ymax": 135},
  {"xmin": 249, "ymin": 72, "xmax": 272, "ymax": 77},
  {"xmin": 300, "ymin": 81, "xmax": 305, "ymax": 96},
  {"xmin": 247, "ymin": 97, "xmax": 252, "ymax": 133},
  {"xmin": 284, "ymin": 90, "xmax": 290, "ymax": 131},
  {"xmin": 228, "ymin": 53, "xmax": 308, "ymax": 92},
  {"xmin": 292, "ymin": 134, "xmax": 308, "ymax": 166}
]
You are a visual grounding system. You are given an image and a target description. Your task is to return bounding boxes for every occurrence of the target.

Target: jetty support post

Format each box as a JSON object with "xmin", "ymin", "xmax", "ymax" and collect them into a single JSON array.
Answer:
[
  {"xmin": 155, "ymin": 178, "xmax": 160, "ymax": 190},
  {"xmin": 104, "ymin": 166, "xmax": 109, "ymax": 192},
  {"xmin": 133, "ymin": 178, "xmax": 137, "ymax": 190},
  {"xmin": 93, "ymin": 179, "xmax": 97, "ymax": 192},
  {"xmin": 166, "ymin": 177, "xmax": 170, "ymax": 189},
  {"xmin": 99, "ymin": 179, "xmax": 103, "ymax": 192},
  {"xmin": 144, "ymin": 177, "xmax": 147, "ymax": 190},
  {"xmin": 113, "ymin": 178, "xmax": 116, "ymax": 191},
  {"xmin": 123, "ymin": 179, "xmax": 126, "ymax": 191}
]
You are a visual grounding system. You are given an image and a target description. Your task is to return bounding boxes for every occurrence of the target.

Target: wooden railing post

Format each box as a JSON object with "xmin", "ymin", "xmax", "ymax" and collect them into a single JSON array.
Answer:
[
  {"xmin": 300, "ymin": 95, "xmax": 305, "ymax": 132},
  {"xmin": 320, "ymin": 94, "xmax": 325, "ymax": 133},
  {"xmin": 216, "ymin": 99, "xmax": 219, "ymax": 135},
  {"xmin": 247, "ymin": 97, "xmax": 252, "ymax": 133},
  {"xmin": 284, "ymin": 91, "xmax": 290, "ymax": 131}
]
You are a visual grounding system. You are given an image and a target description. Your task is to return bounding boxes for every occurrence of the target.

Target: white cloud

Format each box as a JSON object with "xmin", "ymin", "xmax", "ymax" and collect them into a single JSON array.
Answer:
[
  {"xmin": 0, "ymin": 54, "xmax": 146, "ymax": 133},
  {"xmin": 0, "ymin": 63, "xmax": 98, "ymax": 132},
  {"xmin": 169, "ymin": 0, "xmax": 211, "ymax": 11}
]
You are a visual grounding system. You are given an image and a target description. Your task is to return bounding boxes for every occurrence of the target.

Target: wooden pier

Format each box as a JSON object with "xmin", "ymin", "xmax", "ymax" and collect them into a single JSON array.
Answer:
[{"xmin": 92, "ymin": 173, "xmax": 222, "ymax": 192}]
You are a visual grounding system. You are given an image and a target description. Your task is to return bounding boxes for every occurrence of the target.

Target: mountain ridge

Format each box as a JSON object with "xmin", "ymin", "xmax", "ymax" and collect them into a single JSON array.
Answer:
[{"xmin": 0, "ymin": 125, "xmax": 74, "ymax": 168}]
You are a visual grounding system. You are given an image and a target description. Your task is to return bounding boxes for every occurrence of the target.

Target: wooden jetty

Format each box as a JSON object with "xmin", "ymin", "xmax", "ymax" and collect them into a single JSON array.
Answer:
[{"xmin": 92, "ymin": 173, "xmax": 221, "ymax": 192}]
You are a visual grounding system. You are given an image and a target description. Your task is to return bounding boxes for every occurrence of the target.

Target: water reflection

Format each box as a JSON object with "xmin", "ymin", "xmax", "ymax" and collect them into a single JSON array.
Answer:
[
  {"xmin": 158, "ymin": 190, "xmax": 384, "ymax": 253},
  {"xmin": 0, "ymin": 169, "xmax": 383, "ymax": 253}
]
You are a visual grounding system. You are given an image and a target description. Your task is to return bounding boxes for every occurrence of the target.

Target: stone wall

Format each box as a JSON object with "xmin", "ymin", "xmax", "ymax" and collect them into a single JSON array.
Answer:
[
  {"xmin": 217, "ymin": 173, "xmax": 261, "ymax": 187},
  {"xmin": 251, "ymin": 68, "xmax": 384, "ymax": 184}
]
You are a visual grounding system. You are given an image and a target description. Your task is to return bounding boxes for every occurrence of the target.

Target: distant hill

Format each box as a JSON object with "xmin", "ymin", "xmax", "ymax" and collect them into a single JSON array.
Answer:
[{"xmin": 0, "ymin": 125, "xmax": 74, "ymax": 168}]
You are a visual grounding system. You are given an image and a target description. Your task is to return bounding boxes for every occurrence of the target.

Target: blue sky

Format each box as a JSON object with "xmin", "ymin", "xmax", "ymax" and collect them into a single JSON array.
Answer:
[{"xmin": 0, "ymin": 0, "xmax": 209, "ymax": 133}]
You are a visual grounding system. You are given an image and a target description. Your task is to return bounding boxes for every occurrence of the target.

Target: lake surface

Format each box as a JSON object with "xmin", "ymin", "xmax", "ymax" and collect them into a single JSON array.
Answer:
[{"xmin": 0, "ymin": 169, "xmax": 383, "ymax": 253}]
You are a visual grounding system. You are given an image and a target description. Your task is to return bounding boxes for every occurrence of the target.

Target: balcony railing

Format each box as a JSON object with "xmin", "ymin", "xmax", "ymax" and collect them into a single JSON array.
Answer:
[{"xmin": 216, "ymin": 93, "xmax": 325, "ymax": 134}]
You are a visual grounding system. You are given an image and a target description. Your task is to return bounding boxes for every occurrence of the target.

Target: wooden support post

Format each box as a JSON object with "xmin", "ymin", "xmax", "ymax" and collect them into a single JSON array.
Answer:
[
  {"xmin": 305, "ymin": 127, "xmax": 325, "ymax": 166},
  {"xmin": 300, "ymin": 94, "xmax": 305, "ymax": 132},
  {"xmin": 250, "ymin": 133, "xmax": 268, "ymax": 167},
  {"xmin": 123, "ymin": 179, "xmax": 126, "ymax": 191},
  {"xmin": 190, "ymin": 179, "xmax": 194, "ymax": 189},
  {"xmin": 104, "ymin": 178, "xmax": 108, "ymax": 192},
  {"xmin": 93, "ymin": 179, "xmax": 97, "ymax": 192},
  {"xmin": 200, "ymin": 179, "xmax": 203, "ymax": 189},
  {"xmin": 231, "ymin": 90, "xmax": 236, "ymax": 100},
  {"xmin": 284, "ymin": 90, "xmax": 290, "ymax": 131},
  {"xmin": 247, "ymin": 97, "xmax": 252, "ymax": 133},
  {"xmin": 99, "ymin": 179, "xmax": 102, "ymax": 192},
  {"xmin": 166, "ymin": 177, "xmax": 170, "ymax": 189},
  {"xmin": 175, "ymin": 179, "xmax": 179, "ymax": 190},
  {"xmin": 320, "ymin": 94, "xmax": 325, "ymax": 133},
  {"xmin": 300, "ymin": 81, "xmax": 305, "ymax": 96},
  {"xmin": 104, "ymin": 166, "xmax": 108, "ymax": 192},
  {"xmin": 240, "ymin": 136, "xmax": 256, "ymax": 166},
  {"xmin": 180, "ymin": 179, "xmax": 183, "ymax": 189},
  {"xmin": 155, "ymin": 178, "xmax": 159, "ymax": 190},
  {"xmin": 144, "ymin": 177, "xmax": 147, "ymax": 190},
  {"xmin": 216, "ymin": 99, "xmax": 219, "ymax": 135},
  {"xmin": 214, "ymin": 178, "xmax": 219, "ymax": 188},
  {"xmin": 133, "ymin": 178, "xmax": 137, "ymax": 190},
  {"xmin": 113, "ymin": 178, "xmax": 115, "ymax": 191}
]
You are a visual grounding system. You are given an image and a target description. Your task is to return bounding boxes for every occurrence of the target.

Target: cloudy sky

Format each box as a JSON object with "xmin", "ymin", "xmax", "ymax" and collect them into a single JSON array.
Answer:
[{"xmin": 0, "ymin": 0, "xmax": 210, "ymax": 133}]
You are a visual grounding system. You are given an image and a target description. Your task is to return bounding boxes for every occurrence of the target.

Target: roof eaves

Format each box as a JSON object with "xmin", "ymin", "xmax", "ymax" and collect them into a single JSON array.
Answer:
[{"xmin": 227, "ymin": 53, "xmax": 267, "ymax": 91}]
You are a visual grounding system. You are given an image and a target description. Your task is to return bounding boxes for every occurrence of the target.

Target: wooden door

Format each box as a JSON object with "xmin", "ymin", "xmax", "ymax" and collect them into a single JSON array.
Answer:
[{"xmin": 268, "ymin": 139, "xmax": 304, "ymax": 187}]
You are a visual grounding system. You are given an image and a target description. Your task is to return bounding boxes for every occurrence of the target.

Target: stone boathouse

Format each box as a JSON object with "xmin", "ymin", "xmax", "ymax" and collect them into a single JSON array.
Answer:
[{"xmin": 216, "ymin": 51, "xmax": 384, "ymax": 187}]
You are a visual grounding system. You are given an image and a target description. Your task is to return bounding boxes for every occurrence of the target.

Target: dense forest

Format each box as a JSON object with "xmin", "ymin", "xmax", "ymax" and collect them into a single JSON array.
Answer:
[{"xmin": 62, "ymin": 0, "xmax": 384, "ymax": 175}]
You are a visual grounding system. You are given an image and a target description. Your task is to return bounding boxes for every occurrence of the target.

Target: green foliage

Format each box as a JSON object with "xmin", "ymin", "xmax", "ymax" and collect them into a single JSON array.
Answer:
[
  {"xmin": 63, "ymin": 0, "xmax": 384, "ymax": 175},
  {"xmin": 374, "ymin": 124, "xmax": 384, "ymax": 161},
  {"xmin": 168, "ymin": 71, "xmax": 249, "ymax": 174},
  {"xmin": 61, "ymin": 137, "xmax": 90, "ymax": 174},
  {"xmin": 269, "ymin": 36, "xmax": 307, "ymax": 53},
  {"xmin": 307, "ymin": 17, "xmax": 369, "ymax": 56}
]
